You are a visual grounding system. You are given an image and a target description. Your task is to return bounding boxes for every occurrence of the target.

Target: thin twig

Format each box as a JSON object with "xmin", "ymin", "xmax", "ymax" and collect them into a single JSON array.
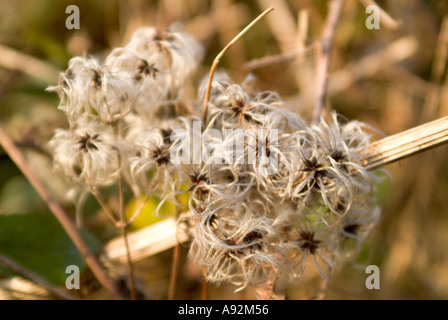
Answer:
[
  {"xmin": 259, "ymin": 266, "xmax": 278, "ymax": 300},
  {"xmin": 203, "ymin": 6, "xmax": 275, "ymax": 124},
  {"xmin": 297, "ymin": 9, "xmax": 310, "ymax": 61},
  {"xmin": 245, "ymin": 45, "xmax": 315, "ymax": 70},
  {"xmin": 117, "ymin": 125, "xmax": 136, "ymax": 300},
  {"xmin": 0, "ymin": 254, "xmax": 78, "ymax": 300},
  {"xmin": 168, "ymin": 243, "xmax": 181, "ymax": 300},
  {"xmin": 422, "ymin": 16, "xmax": 448, "ymax": 120},
  {"xmin": 89, "ymin": 187, "xmax": 119, "ymax": 225},
  {"xmin": 120, "ymin": 225, "xmax": 136, "ymax": 299},
  {"xmin": 312, "ymin": 0, "xmax": 345, "ymax": 124},
  {"xmin": 168, "ymin": 202, "xmax": 182, "ymax": 300},
  {"xmin": 201, "ymin": 266, "xmax": 208, "ymax": 300},
  {"xmin": 0, "ymin": 126, "xmax": 125, "ymax": 300},
  {"xmin": 126, "ymin": 194, "xmax": 150, "ymax": 226},
  {"xmin": 75, "ymin": 190, "xmax": 88, "ymax": 228}
]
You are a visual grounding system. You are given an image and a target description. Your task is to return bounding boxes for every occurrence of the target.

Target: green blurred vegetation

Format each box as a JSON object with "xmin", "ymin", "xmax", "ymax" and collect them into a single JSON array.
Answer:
[
  {"xmin": 1, "ymin": 0, "xmax": 448, "ymax": 299},
  {"xmin": 0, "ymin": 212, "xmax": 101, "ymax": 285}
]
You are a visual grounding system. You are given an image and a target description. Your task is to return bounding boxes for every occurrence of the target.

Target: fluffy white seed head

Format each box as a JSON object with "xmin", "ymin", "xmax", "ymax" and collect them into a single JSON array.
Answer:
[
  {"xmin": 49, "ymin": 118, "xmax": 122, "ymax": 186},
  {"xmin": 48, "ymin": 24, "xmax": 384, "ymax": 292}
]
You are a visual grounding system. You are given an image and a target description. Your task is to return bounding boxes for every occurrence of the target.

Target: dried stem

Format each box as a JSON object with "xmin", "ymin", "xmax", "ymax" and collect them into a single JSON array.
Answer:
[
  {"xmin": 0, "ymin": 254, "xmax": 78, "ymax": 300},
  {"xmin": 168, "ymin": 243, "xmax": 181, "ymax": 300},
  {"xmin": 203, "ymin": 6, "xmax": 274, "ymax": 124},
  {"xmin": 89, "ymin": 187, "xmax": 119, "ymax": 225},
  {"xmin": 245, "ymin": 45, "xmax": 315, "ymax": 71},
  {"xmin": 120, "ymin": 225, "xmax": 136, "ymax": 299},
  {"xmin": 259, "ymin": 266, "xmax": 278, "ymax": 300},
  {"xmin": 422, "ymin": 17, "xmax": 448, "ymax": 120},
  {"xmin": 361, "ymin": 116, "xmax": 448, "ymax": 170},
  {"xmin": 312, "ymin": 0, "xmax": 345, "ymax": 124},
  {"xmin": 127, "ymin": 194, "xmax": 150, "ymax": 226},
  {"xmin": 117, "ymin": 124, "xmax": 136, "ymax": 300},
  {"xmin": 103, "ymin": 217, "xmax": 189, "ymax": 263},
  {"xmin": 201, "ymin": 266, "xmax": 208, "ymax": 300},
  {"xmin": 168, "ymin": 203, "xmax": 182, "ymax": 300},
  {"xmin": 0, "ymin": 126, "xmax": 125, "ymax": 300}
]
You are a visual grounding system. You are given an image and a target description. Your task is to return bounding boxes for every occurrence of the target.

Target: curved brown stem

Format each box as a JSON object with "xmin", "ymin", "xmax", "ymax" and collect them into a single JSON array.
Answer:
[
  {"xmin": 203, "ymin": 6, "xmax": 275, "ymax": 124},
  {"xmin": 168, "ymin": 243, "xmax": 181, "ymax": 300},
  {"xmin": 312, "ymin": 0, "xmax": 345, "ymax": 123}
]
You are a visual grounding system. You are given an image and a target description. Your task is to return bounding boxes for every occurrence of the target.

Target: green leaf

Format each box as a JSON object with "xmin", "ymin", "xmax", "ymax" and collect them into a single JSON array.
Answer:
[{"xmin": 0, "ymin": 212, "xmax": 101, "ymax": 285}]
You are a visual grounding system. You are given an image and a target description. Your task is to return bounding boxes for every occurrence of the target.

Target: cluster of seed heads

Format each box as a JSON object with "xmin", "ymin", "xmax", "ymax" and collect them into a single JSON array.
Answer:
[{"xmin": 49, "ymin": 25, "xmax": 383, "ymax": 291}]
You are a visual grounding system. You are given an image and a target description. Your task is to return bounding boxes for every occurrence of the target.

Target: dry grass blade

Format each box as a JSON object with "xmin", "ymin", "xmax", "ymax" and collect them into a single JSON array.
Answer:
[
  {"xmin": 203, "ymin": 6, "xmax": 275, "ymax": 123},
  {"xmin": 0, "ymin": 44, "xmax": 59, "ymax": 83},
  {"xmin": 245, "ymin": 45, "xmax": 315, "ymax": 70},
  {"xmin": 423, "ymin": 16, "xmax": 448, "ymax": 120},
  {"xmin": 257, "ymin": 0, "xmax": 296, "ymax": 52},
  {"xmin": 362, "ymin": 116, "xmax": 448, "ymax": 170},
  {"xmin": 103, "ymin": 218, "xmax": 189, "ymax": 263}
]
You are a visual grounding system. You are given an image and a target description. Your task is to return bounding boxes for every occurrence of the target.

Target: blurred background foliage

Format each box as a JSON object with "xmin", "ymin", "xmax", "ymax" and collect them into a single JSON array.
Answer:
[{"xmin": 0, "ymin": 0, "xmax": 448, "ymax": 299}]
